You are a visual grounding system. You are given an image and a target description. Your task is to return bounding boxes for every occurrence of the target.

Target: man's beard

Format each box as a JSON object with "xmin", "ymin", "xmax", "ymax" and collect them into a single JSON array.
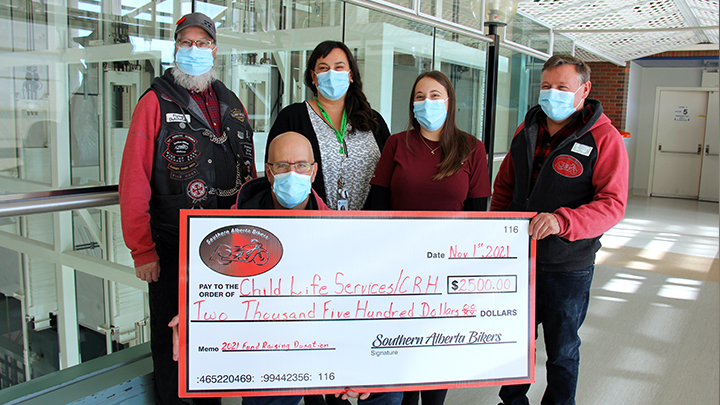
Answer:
[{"xmin": 171, "ymin": 67, "xmax": 218, "ymax": 92}]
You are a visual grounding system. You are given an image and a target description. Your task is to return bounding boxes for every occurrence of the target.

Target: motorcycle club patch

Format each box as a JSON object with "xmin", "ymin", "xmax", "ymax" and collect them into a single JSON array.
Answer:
[
  {"xmin": 242, "ymin": 143, "xmax": 253, "ymax": 158},
  {"xmin": 230, "ymin": 108, "xmax": 246, "ymax": 122},
  {"xmin": 163, "ymin": 133, "xmax": 200, "ymax": 164},
  {"xmin": 187, "ymin": 179, "xmax": 208, "ymax": 201},
  {"xmin": 168, "ymin": 162, "xmax": 199, "ymax": 180},
  {"xmin": 244, "ymin": 160, "xmax": 253, "ymax": 181},
  {"xmin": 552, "ymin": 155, "xmax": 583, "ymax": 178},
  {"xmin": 166, "ymin": 113, "xmax": 191, "ymax": 123}
]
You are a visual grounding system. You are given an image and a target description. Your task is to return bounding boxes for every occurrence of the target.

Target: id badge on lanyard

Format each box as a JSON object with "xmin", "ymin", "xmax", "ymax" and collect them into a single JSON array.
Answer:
[
  {"xmin": 337, "ymin": 154, "xmax": 348, "ymax": 210},
  {"xmin": 316, "ymin": 99, "xmax": 350, "ymax": 211}
]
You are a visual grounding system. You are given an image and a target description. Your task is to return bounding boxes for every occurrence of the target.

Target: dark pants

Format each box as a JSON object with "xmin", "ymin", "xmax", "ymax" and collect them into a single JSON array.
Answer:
[
  {"xmin": 244, "ymin": 393, "xmax": 403, "ymax": 405},
  {"xmin": 401, "ymin": 390, "xmax": 447, "ymax": 405},
  {"xmin": 150, "ymin": 232, "xmax": 220, "ymax": 405},
  {"xmin": 303, "ymin": 395, "xmax": 350, "ymax": 405},
  {"xmin": 242, "ymin": 396, "xmax": 303, "ymax": 405},
  {"xmin": 499, "ymin": 265, "xmax": 594, "ymax": 405}
]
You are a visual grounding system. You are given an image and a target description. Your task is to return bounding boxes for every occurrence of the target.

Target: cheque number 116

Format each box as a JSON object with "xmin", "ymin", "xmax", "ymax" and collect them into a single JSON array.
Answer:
[
  {"xmin": 504, "ymin": 226, "xmax": 519, "ymax": 233},
  {"xmin": 319, "ymin": 372, "xmax": 335, "ymax": 380}
]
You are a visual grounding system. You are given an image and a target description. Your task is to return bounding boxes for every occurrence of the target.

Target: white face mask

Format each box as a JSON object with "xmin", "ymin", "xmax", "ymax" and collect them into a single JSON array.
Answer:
[
  {"xmin": 271, "ymin": 168, "xmax": 314, "ymax": 208},
  {"xmin": 175, "ymin": 46, "xmax": 214, "ymax": 76},
  {"xmin": 413, "ymin": 98, "xmax": 448, "ymax": 131},
  {"xmin": 538, "ymin": 86, "xmax": 583, "ymax": 122},
  {"xmin": 315, "ymin": 70, "xmax": 350, "ymax": 100}
]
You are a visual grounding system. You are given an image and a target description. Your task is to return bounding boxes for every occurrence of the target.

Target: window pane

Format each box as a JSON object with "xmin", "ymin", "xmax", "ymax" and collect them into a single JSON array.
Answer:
[
  {"xmin": 435, "ymin": 28, "xmax": 488, "ymax": 140},
  {"xmin": 494, "ymin": 47, "xmax": 543, "ymax": 155},
  {"xmin": 419, "ymin": 0, "xmax": 483, "ymax": 31},
  {"xmin": 553, "ymin": 33, "xmax": 575, "ymax": 56},
  {"xmin": 506, "ymin": 12, "xmax": 550, "ymax": 54},
  {"xmin": 344, "ymin": 3, "xmax": 436, "ymax": 134}
]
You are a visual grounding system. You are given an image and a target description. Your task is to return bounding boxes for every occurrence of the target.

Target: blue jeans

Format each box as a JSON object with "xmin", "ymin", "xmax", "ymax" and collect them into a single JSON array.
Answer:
[
  {"xmin": 243, "ymin": 392, "xmax": 403, "ymax": 405},
  {"xmin": 499, "ymin": 265, "xmax": 594, "ymax": 405}
]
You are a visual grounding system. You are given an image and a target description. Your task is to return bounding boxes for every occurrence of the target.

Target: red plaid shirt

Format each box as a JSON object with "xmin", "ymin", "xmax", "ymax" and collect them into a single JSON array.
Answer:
[
  {"xmin": 189, "ymin": 85, "xmax": 221, "ymax": 136},
  {"xmin": 531, "ymin": 104, "xmax": 595, "ymax": 188}
]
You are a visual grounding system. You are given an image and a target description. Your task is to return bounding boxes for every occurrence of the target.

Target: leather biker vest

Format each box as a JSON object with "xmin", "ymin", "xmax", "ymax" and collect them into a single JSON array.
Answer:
[{"xmin": 148, "ymin": 72, "xmax": 254, "ymax": 233}]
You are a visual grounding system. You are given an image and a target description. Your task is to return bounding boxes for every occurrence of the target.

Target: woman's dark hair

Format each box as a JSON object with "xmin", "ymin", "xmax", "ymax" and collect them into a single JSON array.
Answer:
[
  {"xmin": 407, "ymin": 70, "xmax": 475, "ymax": 181},
  {"xmin": 304, "ymin": 41, "xmax": 377, "ymax": 133}
]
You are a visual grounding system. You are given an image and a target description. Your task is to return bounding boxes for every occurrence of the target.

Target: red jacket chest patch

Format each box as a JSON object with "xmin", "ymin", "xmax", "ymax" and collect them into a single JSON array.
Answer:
[{"xmin": 552, "ymin": 155, "xmax": 583, "ymax": 178}]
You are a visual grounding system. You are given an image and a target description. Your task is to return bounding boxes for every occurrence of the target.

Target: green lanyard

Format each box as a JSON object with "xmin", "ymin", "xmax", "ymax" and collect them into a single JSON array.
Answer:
[{"xmin": 316, "ymin": 99, "xmax": 348, "ymax": 155}]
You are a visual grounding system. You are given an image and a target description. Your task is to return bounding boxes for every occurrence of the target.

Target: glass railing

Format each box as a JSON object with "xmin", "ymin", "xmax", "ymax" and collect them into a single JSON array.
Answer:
[{"xmin": 0, "ymin": 186, "xmax": 146, "ymax": 390}]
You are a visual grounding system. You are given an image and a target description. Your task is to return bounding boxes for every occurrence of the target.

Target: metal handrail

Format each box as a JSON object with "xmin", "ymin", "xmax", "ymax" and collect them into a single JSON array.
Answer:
[{"xmin": 0, "ymin": 186, "xmax": 119, "ymax": 218}]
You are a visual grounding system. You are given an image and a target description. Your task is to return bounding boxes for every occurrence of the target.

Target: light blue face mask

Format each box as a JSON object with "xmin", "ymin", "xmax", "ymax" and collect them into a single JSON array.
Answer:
[
  {"xmin": 413, "ymin": 98, "xmax": 448, "ymax": 131},
  {"xmin": 271, "ymin": 169, "xmax": 313, "ymax": 208},
  {"xmin": 315, "ymin": 70, "xmax": 350, "ymax": 101},
  {"xmin": 175, "ymin": 46, "xmax": 214, "ymax": 76},
  {"xmin": 538, "ymin": 87, "xmax": 583, "ymax": 122}
]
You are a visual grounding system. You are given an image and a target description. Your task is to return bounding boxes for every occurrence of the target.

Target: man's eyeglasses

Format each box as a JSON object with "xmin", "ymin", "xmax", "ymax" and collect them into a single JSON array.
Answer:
[
  {"xmin": 176, "ymin": 39, "xmax": 216, "ymax": 50},
  {"xmin": 268, "ymin": 161, "xmax": 314, "ymax": 174}
]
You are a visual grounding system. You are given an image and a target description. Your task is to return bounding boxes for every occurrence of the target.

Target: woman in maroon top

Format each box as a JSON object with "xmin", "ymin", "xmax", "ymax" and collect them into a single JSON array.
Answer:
[
  {"xmin": 370, "ymin": 70, "xmax": 491, "ymax": 405},
  {"xmin": 371, "ymin": 70, "xmax": 491, "ymax": 212}
]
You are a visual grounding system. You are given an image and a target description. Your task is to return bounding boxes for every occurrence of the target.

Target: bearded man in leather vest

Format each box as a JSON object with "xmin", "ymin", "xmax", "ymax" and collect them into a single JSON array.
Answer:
[{"xmin": 119, "ymin": 12, "xmax": 255, "ymax": 404}]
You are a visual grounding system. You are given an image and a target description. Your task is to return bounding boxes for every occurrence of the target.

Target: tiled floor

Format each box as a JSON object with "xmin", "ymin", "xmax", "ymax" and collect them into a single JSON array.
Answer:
[
  {"xmin": 603, "ymin": 195, "xmax": 719, "ymax": 259},
  {"xmin": 227, "ymin": 196, "xmax": 719, "ymax": 405},
  {"xmin": 597, "ymin": 196, "xmax": 719, "ymax": 281}
]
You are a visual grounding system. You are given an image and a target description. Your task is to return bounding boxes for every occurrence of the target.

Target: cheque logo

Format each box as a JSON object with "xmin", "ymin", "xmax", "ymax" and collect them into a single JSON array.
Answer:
[
  {"xmin": 212, "ymin": 240, "xmax": 269, "ymax": 265},
  {"xmin": 199, "ymin": 225, "xmax": 282, "ymax": 277},
  {"xmin": 552, "ymin": 155, "xmax": 583, "ymax": 178}
]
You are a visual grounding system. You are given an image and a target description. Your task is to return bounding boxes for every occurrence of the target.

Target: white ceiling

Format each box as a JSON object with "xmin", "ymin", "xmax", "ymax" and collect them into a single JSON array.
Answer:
[{"xmin": 516, "ymin": 0, "xmax": 719, "ymax": 64}]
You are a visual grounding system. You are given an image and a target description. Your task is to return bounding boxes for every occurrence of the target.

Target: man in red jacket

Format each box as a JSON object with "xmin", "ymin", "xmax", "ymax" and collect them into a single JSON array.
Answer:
[
  {"xmin": 492, "ymin": 55, "xmax": 629, "ymax": 405},
  {"xmin": 119, "ymin": 12, "xmax": 255, "ymax": 405}
]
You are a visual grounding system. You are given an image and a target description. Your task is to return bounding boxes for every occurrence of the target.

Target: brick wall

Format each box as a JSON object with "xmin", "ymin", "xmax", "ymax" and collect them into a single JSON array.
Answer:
[
  {"xmin": 648, "ymin": 50, "xmax": 719, "ymax": 58},
  {"xmin": 587, "ymin": 62, "xmax": 630, "ymax": 132}
]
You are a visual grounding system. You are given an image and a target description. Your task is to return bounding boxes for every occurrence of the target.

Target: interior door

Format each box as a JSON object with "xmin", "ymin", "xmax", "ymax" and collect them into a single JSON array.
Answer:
[
  {"xmin": 651, "ymin": 90, "xmax": 708, "ymax": 198},
  {"xmin": 699, "ymin": 90, "xmax": 719, "ymax": 202}
]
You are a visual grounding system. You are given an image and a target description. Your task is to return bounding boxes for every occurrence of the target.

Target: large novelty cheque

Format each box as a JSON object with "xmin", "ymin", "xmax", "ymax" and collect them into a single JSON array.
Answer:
[{"xmin": 179, "ymin": 210, "xmax": 536, "ymax": 398}]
